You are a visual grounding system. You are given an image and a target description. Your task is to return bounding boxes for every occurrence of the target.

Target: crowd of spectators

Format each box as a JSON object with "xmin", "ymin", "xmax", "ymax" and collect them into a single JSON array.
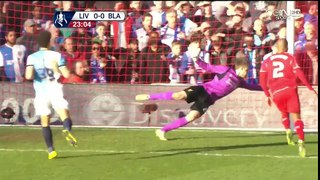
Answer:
[{"xmin": 0, "ymin": 1, "xmax": 318, "ymax": 85}]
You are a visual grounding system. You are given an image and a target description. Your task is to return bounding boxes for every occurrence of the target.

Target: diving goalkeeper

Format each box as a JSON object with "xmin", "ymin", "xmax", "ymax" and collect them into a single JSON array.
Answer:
[{"xmin": 135, "ymin": 46, "xmax": 263, "ymax": 141}]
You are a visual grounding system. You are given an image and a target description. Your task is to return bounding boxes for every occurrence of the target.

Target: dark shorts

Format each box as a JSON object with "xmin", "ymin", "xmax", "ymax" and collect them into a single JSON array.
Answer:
[{"xmin": 183, "ymin": 86, "xmax": 214, "ymax": 115}]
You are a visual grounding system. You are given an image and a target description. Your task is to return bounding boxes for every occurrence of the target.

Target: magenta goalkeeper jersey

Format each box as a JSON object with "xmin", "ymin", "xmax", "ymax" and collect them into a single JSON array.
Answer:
[{"xmin": 196, "ymin": 60, "xmax": 262, "ymax": 101}]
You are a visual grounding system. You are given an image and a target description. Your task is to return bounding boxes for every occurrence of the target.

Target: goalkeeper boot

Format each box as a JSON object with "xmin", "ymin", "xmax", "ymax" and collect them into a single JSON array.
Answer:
[
  {"xmin": 48, "ymin": 150, "xmax": 58, "ymax": 160},
  {"xmin": 155, "ymin": 129, "xmax": 167, "ymax": 141},
  {"xmin": 135, "ymin": 94, "xmax": 150, "ymax": 101},
  {"xmin": 62, "ymin": 130, "xmax": 78, "ymax": 147},
  {"xmin": 298, "ymin": 140, "xmax": 306, "ymax": 158},
  {"xmin": 286, "ymin": 129, "xmax": 295, "ymax": 146}
]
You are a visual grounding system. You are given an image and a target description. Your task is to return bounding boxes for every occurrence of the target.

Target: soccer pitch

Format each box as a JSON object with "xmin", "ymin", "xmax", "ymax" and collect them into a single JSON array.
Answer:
[{"xmin": 0, "ymin": 127, "xmax": 318, "ymax": 180}]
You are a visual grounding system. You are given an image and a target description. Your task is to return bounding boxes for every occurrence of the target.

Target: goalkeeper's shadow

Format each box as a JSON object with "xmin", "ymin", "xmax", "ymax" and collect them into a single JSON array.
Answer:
[
  {"xmin": 56, "ymin": 152, "xmax": 134, "ymax": 159},
  {"xmin": 133, "ymin": 140, "xmax": 318, "ymax": 160},
  {"xmin": 168, "ymin": 133, "xmax": 285, "ymax": 141},
  {"xmin": 168, "ymin": 132, "xmax": 318, "ymax": 141}
]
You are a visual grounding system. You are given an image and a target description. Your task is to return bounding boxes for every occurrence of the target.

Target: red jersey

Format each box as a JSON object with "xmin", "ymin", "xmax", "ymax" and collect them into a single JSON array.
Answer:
[
  {"xmin": 62, "ymin": 51, "xmax": 86, "ymax": 70},
  {"xmin": 62, "ymin": 74, "xmax": 85, "ymax": 84},
  {"xmin": 259, "ymin": 52, "xmax": 313, "ymax": 97}
]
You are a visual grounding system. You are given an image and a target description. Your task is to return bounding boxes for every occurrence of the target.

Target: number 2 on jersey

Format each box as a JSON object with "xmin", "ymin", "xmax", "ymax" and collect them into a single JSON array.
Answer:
[{"xmin": 272, "ymin": 61, "xmax": 284, "ymax": 78}]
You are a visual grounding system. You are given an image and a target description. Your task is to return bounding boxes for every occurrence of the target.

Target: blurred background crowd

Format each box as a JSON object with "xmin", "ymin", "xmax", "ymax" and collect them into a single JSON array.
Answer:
[{"xmin": 0, "ymin": 1, "xmax": 318, "ymax": 85}]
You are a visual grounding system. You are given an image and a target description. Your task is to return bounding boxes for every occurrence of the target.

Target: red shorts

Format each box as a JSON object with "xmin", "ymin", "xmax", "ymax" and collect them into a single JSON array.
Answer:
[{"xmin": 272, "ymin": 87, "xmax": 300, "ymax": 113}]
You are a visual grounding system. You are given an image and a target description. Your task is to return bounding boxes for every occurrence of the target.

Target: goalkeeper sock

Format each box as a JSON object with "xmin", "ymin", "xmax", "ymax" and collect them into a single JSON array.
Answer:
[
  {"xmin": 294, "ymin": 119, "xmax": 304, "ymax": 141},
  {"xmin": 63, "ymin": 118, "xmax": 72, "ymax": 131},
  {"xmin": 150, "ymin": 92, "xmax": 174, "ymax": 100},
  {"xmin": 161, "ymin": 117, "xmax": 188, "ymax": 132},
  {"xmin": 42, "ymin": 127, "xmax": 54, "ymax": 152}
]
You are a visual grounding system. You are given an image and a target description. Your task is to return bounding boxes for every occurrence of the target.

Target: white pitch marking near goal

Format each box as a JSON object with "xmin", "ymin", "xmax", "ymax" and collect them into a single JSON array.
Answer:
[
  {"xmin": 197, "ymin": 152, "xmax": 318, "ymax": 159},
  {"xmin": 0, "ymin": 125, "xmax": 318, "ymax": 133},
  {"xmin": 0, "ymin": 148, "xmax": 317, "ymax": 159},
  {"xmin": 0, "ymin": 148, "xmax": 136, "ymax": 154}
]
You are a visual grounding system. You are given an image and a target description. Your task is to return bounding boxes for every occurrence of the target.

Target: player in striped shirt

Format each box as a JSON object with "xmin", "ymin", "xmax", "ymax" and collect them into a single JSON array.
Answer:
[
  {"xmin": 135, "ymin": 47, "xmax": 262, "ymax": 141},
  {"xmin": 259, "ymin": 39, "xmax": 318, "ymax": 157},
  {"xmin": 25, "ymin": 31, "xmax": 77, "ymax": 160}
]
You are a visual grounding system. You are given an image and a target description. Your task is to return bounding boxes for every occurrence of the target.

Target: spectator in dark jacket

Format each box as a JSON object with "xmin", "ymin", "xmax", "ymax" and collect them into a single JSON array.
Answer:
[
  {"xmin": 139, "ymin": 32, "xmax": 170, "ymax": 84},
  {"xmin": 110, "ymin": 39, "xmax": 141, "ymax": 83},
  {"xmin": 16, "ymin": 19, "xmax": 38, "ymax": 56}
]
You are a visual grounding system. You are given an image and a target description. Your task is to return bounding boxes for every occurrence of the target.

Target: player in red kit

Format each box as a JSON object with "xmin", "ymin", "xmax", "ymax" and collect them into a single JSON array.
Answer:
[{"xmin": 259, "ymin": 39, "xmax": 318, "ymax": 157}]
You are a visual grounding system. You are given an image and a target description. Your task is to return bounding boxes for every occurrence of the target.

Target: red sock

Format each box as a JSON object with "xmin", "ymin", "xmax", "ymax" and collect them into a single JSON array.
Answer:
[
  {"xmin": 281, "ymin": 117, "xmax": 290, "ymax": 130},
  {"xmin": 294, "ymin": 120, "xmax": 304, "ymax": 141}
]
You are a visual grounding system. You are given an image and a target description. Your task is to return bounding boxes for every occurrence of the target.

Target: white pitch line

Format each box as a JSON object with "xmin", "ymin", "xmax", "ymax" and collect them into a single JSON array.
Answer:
[
  {"xmin": 0, "ymin": 125, "xmax": 318, "ymax": 133},
  {"xmin": 0, "ymin": 148, "xmax": 317, "ymax": 159},
  {"xmin": 198, "ymin": 152, "xmax": 318, "ymax": 159},
  {"xmin": 0, "ymin": 148, "xmax": 136, "ymax": 154}
]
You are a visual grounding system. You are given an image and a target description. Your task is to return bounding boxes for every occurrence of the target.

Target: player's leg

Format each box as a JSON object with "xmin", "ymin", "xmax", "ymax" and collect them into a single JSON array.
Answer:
[
  {"xmin": 136, "ymin": 86, "xmax": 202, "ymax": 101},
  {"xmin": 288, "ymin": 89, "xmax": 306, "ymax": 157},
  {"xmin": 135, "ymin": 91, "xmax": 187, "ymax": 101},
  {"xmin": 56, "ymin": 108, "xmax": 72, "ymax": 131},
  {"xmin": 41, "ymin": 115, "xmax": 57, "ymax": 160},
  {"xmin": 35, "ymin": 96, "xmax": 57, "ymax": 159},
  {"xmin": 52, "ymin": 92, "xmax": 77, "ymax": 147},
  {"xmin": 289, "ymin": 96, "xmax": 304, "ymax": 142},
  {"xmin": 281, "ymin": 112, "xmax": 295, "ymax": 146},
  {"xmin": 55, "ymin": 108, "xmax": 77, "ymax": 147},
  {"xmin": 291, "ymin": 112, "xmax": 306, "ymax": 157},
  {"xmin": 155, "ymin": 110, "xmax": 201, "ymax": 141},
  {"xmin": 291, "ymin": 113, "xmax": 304, "ymax": 141},
  {"xmin": 155, "ymin": 88, "xmax": 212, "ymax": 141},
  {"xmin": 272, "ymin": 92, "xmax": 295, "ymax": 145}
]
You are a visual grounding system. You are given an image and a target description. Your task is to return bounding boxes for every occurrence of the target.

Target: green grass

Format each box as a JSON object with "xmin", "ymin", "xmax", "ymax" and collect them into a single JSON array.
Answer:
[{"xmin": 0, "ymin": 127, "xmax": 318, "ymax": 180}]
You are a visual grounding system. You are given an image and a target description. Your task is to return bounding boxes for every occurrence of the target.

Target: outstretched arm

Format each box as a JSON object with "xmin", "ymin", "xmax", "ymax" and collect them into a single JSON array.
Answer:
[
  {"xmin": 189, "ymin": 47, "xmax": 229, "ymax": 73},
  {"xmin": 291, "ymin": 56, "xmax": 317, "ymax": 95},
  {"xmin": 194, "ymin": 58, "xmax": 230, "ymax": 74},
  {"xmin": 295, "ymin": 68, "xmax": 315, "ymax": 92},
  {"xmin": 239, "ymin": 78, "xmax": 263, "ymax": 91}
]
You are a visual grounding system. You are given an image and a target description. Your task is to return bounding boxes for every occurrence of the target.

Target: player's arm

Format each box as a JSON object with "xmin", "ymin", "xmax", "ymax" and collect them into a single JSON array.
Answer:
[
  {"xmin": 57, "ymin": 54, "xmax": 71, "ymax": 79},
  {"xmin": 58, "ymin": 66, "xmax": 71, "ymax": 79},
  {"xmin": 194, "ymin": 58, "xmax": 230, "ymax": 73},
  {"xmin": 259, "ymin": 61, "xmax": 271, "ymax": 97},
  {"xmin": 25, "ymin": 66, "xmax": 34, "ymax": 80},
  {"xmin": 291, "ymin": 56, "xmax": 317, "ymax": 95},
  {"xmin": 58, "ymin": 63, "xmax": 80, "ymax": 81},
  {"xmin": 295, "ymin": 68, "xmax": 318, "ymax": 96},
  {"xmin": 190, "ymin": 47, "xmax": 229, "ymax": 73},
  {"xmin": 25, "ymin": 56, "xmax": 34, "ymax": 80},
  {"xmin": 295, "ymin": 68, "xmax": 313, "ymax": 90},
  {"xmin": 239, "ymin": 78, "xmax": 263, "ymax": 91},
  {"xmin": 259, "ymin": 72, "xmax": 271, "ymax": 96},
  {"xmin": 259, "ymin": 62, "xmax": 273, "ymax": 106}
]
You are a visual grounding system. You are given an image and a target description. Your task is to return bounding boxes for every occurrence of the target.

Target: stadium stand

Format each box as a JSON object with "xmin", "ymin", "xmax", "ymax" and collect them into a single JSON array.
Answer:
[{"xmin": 0, "ymin": 1, "xmax": 317, "ymax": 85}]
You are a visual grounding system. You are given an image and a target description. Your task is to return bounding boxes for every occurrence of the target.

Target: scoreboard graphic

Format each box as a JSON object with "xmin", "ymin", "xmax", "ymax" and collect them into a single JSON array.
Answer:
[{"xmin": 53, "ymin": 11, "xmax": 126, "ymax": 28}]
